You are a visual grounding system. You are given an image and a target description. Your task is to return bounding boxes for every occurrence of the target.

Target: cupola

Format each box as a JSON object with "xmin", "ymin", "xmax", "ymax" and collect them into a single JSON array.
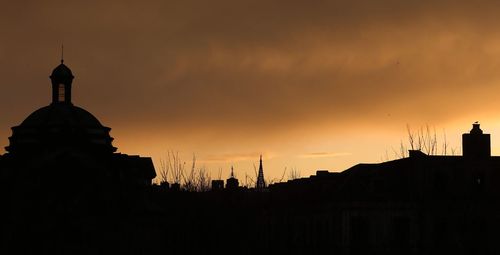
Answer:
[{"xmin": 50, "ymin": 60, "xmax": 74, "ymax": 104}]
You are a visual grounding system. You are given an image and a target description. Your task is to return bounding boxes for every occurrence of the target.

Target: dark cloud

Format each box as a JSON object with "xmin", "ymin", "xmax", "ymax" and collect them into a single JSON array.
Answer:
[{"xmin": 2, "ymin": 1, "xmax": 500, "ymax": 175}]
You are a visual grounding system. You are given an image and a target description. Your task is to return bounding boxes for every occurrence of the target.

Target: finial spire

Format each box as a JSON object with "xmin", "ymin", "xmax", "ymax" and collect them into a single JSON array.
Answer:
[
  {"xmin": 61, "ymin": 44, "xmax": 64, "ymax": 64},
  {"xmin": 256, "ymin": 154, "xmax": 266, "ymax": 190},
  {"xmin": 230, "ymin": 166, "xmax": 235, "ymax": 178}
]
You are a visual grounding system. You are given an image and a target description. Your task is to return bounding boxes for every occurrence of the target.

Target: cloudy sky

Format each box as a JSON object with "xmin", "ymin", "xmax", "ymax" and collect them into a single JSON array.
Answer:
[{"xmin": 2, "ymin": 0, "xmax": 500, "ymax": 182}]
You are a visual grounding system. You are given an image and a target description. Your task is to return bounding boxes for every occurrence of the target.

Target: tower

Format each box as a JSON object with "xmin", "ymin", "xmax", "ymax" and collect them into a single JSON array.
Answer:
[
  {"xmin": 50, "ymin": 59, "xmax": 74, "ymax": 104},
  {"xmin": 226, "ymin": 165, "xmax": 239, "ymax": 190},
  {"xmin": 462, "ymin": 122, "xmax": 491, "ymax": 158},
  {"xmin": 256, "ymin": 155, "xmax": 266, "ymax": 190}
]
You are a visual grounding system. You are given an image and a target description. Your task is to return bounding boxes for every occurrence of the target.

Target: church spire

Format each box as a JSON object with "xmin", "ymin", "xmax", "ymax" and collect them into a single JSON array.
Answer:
[{"xmin": 256, "ymin": 155, "xmax": 266, "ymax": 190}]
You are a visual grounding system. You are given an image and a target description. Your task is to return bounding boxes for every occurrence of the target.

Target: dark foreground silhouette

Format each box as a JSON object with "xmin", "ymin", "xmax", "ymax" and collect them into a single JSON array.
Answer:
[{"xmin": 0, "ymin": 62, "xmax": 499, "ymax": 254}]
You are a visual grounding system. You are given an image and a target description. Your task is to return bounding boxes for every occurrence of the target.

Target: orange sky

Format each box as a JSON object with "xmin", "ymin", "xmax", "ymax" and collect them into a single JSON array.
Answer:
[{"xmin": 3, "ymin": 1, "xmax": 500, "ymax": 182}]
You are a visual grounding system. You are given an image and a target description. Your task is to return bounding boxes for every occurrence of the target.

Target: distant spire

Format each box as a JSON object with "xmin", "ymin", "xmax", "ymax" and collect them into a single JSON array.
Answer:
[
  {"xmin": 256, "ymin": 154, "xmax": 266, "ymax": 190},
  {"xmin": 61, "ymin": 44, "xmax": 64, "ymax": 64},
  {"xmin": 230, "ymin": 166, "xmax": 235, "ymax": 178}
]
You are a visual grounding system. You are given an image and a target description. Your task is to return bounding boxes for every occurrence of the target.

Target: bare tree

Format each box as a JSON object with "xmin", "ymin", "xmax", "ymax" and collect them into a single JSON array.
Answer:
[
  {"xmin": 278, "ymin": 167, "xmax": 287, "ymax": 183},
  {"xmin": 217, "ymin": 167, "xmax": 223, "ymax": 180},
  {"xmin": 410, "ymin": 125, "xmax": 443, "ymax": 155},
  {"xmin": 196, "ymin": 166, "xmax": 211, "ymax": 192},
  {"xmin": 407, "ymin": 124, "xmax": 415, "ymax": 150},
  {"xmin": 253, "ymin": 163, "xmax": 258, "ymax": 182},
  {"xmin": 159, "ymin": 157, "xmax": 170, "ymax": 184},
  {"xmin": 244, "ymin": 173, "xmax": 255, "ymax": 188},
  {"xmin": 442, "ymin": 130, "xmax": 448, "ymax": 155},
  {"xmin": 288, "ymin": 167, "xmax": 301, "ymax": 180},
  {"xmin": 389, "ymin": 125, "xmax": 458, "ymax": 160},
  {"xmin": 266, "ymin": 167, "xmax": 287, "ymax": 185},
  {"xmin": 168, "ymin": 151, "xmax": 185, "ymax": 185},
  {"xmin": 182, "ymin": 154, "xmax": 197, "ymax": 192},
  {"xmin": 154, "ymin": 151, "xmax": 185, "ymax": 185}
]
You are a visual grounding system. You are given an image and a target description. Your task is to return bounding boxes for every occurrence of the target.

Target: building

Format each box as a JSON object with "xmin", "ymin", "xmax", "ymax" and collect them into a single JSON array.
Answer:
[
  {"xmin": 0, "ymin": 59, "xmax": 155, "ymax": 199},
  {"xmin": 226, "ymin": 166, "xmax": 239, "ymax": 190},
  {"xmin": 4, "ymin": 58, "xmax": 500, "ymax": 254},
  {"xmin": 256, "ymin": 155, "xmax": 266, "ymax": 190},
  {"xmin": 211, "ymin": 179, "xmax": 224, "ymax": 191},
  {"xmin": 267, "ymin": 123, "xmax": 500, "ymax": 254},
  {"xmin": 0, "ymin": 59, "xmax": 158, "ymax": 253}
]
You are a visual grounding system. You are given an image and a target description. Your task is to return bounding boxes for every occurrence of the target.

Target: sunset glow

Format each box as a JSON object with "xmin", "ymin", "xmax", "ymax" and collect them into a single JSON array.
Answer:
[{"xmin": 3, "ymin": 1, "xmax": 500, "ymax": 181}]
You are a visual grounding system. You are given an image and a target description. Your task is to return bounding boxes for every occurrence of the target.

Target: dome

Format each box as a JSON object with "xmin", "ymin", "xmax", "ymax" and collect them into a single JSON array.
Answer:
[
  {"xmin": 6, "ymin": 61, "xmax": 116, "ymax": 154},
  {"xmin": 50, "ymin": 62, "xmax": 74, "ymax": 81},
  {"xmin": 6, "ymin": 103, "xmax": 116, "ymax": 154},
  {"xmin": 22, "ymin": 104, "xmax": 103, "ymax": 127}
]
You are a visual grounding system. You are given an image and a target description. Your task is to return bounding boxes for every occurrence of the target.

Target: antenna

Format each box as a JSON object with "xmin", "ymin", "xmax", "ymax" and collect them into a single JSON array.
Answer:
[{"xmin": 61, "ymin": 44, "xmax": 64, "ymax": 63}]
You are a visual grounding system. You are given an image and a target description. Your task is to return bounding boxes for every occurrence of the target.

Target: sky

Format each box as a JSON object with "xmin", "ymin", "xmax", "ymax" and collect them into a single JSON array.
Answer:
[{"xmin": 3, "ymin": 0, "xmax": 500, "ymax": 183}]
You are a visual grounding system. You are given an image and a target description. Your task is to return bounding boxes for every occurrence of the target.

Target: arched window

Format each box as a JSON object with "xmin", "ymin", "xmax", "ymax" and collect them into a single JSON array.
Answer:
[{"xmin": 58, "ymin": 84, "xmax": 65, "ymax": 102}]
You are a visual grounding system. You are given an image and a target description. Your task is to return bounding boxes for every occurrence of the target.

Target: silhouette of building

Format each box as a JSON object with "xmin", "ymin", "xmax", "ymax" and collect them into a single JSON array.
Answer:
[
  {"xmin": 0, "ymin": 60, "xmax": 155, "ymax": 193},
  {"xmin": 266, "ymin": 123, "xmax": 500, "ymax": 254},
  {"xmin": 4, "ymin": 61, "xmax": 500, "ymax": 254},
  {"xmin": 226, "ymin": 166, "xmax": 239, "ymax": 190},
  {"xmin": 0, "ymin": 59, "xmax": 158, "ymax": 253},
  {"xmin": 256, "ymin": 155, "xmax": 266, "ymax": 190},
  {"xmin": 211, "ymin": 179, "xmax": 224, "ymax": 191},
  {"xmin": 463, "ymin": 122, "xmax": 491, "ymax": 158}
]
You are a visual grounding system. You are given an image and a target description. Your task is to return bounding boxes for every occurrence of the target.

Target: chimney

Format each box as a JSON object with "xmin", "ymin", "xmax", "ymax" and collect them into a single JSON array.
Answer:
[{"xmin": 462, "ymin": 123, "xmax": 491, "ymax": 158}]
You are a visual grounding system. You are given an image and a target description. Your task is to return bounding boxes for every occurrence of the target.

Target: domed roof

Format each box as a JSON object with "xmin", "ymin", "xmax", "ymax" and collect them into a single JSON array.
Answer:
[
  {"xmin": 50, "ymin": 62, "xmax": 74, "ymax": 81},
  {"xmin": 6, "ymin": 61, "xmax": 116, "ymax": 154},
  {"xmin": 6, "ymin": 103, "xmax": 116, "ymax": 154},
  {"xmin": 22, "ymin": 103, "xmax": 103, "ymax": 127}
]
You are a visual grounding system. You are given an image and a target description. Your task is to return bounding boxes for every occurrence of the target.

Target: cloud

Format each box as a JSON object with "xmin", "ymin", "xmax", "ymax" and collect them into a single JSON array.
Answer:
[
  {"xmin": 199, "ymin": 152, "xmax": 264, "ymax": 163},
  {"xmin": 298, "ymin": 152, "xmax": 352, "ymax": 159},
  {"xmin": 3, "ymin": 0, "xmax": 500, "ymax": 177},
  {"xmin": 2, "ymin": 0, "xmax": 500, "ymax": 135}
]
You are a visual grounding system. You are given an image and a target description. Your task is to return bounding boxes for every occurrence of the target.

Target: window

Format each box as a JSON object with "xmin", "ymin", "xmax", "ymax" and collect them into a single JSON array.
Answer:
[
  {"xmin": 58, "ymin": 84, "xmax": 65, "ymax": 102},
  {"xmin": 474, "ymin": 173, "xmax": 484, "ymax": 193}
]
